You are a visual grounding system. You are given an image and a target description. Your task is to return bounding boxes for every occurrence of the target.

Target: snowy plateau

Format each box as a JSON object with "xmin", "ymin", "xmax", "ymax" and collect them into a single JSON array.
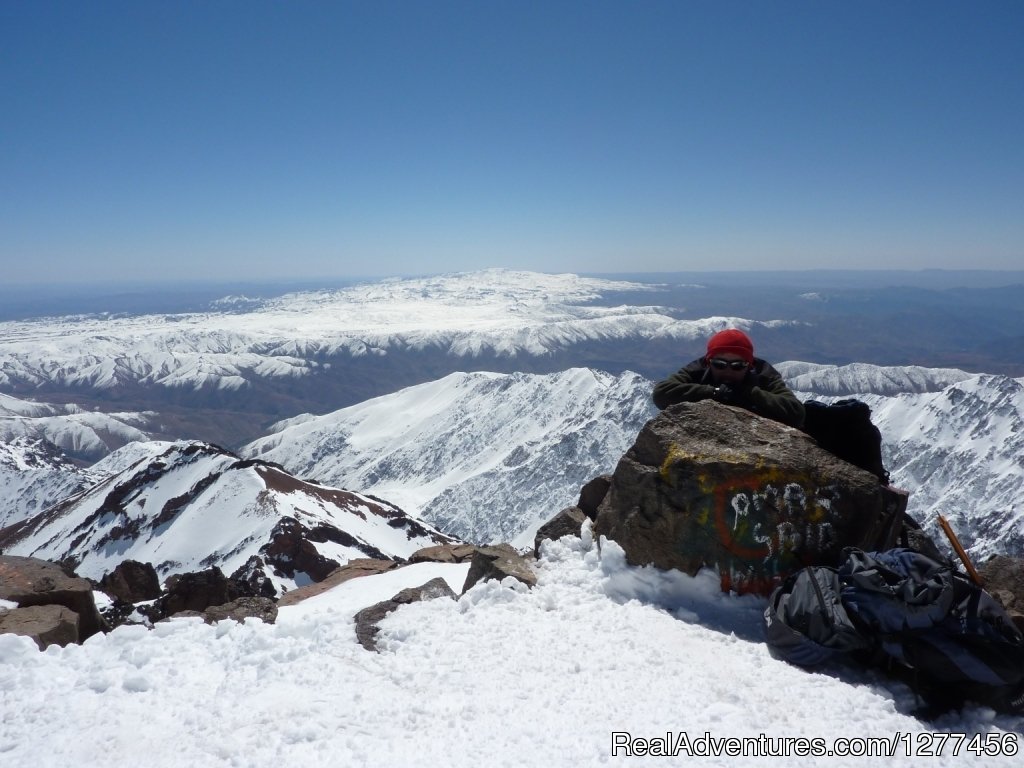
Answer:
[{"xmin": 2, "ymin": 269, "xmax": 1024, "ymax": 765}]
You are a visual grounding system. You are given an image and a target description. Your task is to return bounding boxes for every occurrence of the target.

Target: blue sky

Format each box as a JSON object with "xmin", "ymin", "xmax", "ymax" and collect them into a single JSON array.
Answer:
[{"xmin": 2, "ymin": 1, "xmax": 1022, "ymax": 284}]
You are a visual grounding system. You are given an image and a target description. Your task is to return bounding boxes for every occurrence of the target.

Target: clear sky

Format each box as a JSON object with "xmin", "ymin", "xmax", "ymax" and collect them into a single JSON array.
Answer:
[{"xmin": 2, "ymin": 1, "xmax": 1022, "ymax": 284}]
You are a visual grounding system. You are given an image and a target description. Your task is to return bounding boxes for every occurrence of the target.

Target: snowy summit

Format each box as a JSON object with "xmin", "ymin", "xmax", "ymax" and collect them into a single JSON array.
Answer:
[{"xmin": 2, "ymin": 530, "xmax": 1020, "ymax": 767}]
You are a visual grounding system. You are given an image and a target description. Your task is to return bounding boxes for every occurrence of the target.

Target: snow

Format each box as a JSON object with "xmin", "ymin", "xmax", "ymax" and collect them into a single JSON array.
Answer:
[
  {"xmin": 0, "ymin": 437, "xmax": 96, "ymax": 528},
  {"xmin": 791, "ymin": 373, "xmax": 1024, "ymax": 558},
  {"xmin": 243, "ymin": 368, "xmax": 655, "ymax": 544},
  {"xmin": 89, "ymin": 440, "xmax": 177, "ymax": 477},
  {"xmin": 0, "ymin": 270, "xmax": 796, "ymax": 393},
  {"xmin": 2, "ymin": 441, "xmax": 450, "ymax": 593},
  {"xmin": 778, "ymin": 361, "xmax": 973, "ymax": 396},
  {"xmin": 1, "ymin": 528, "xmax": 1020, "ymax": 767},
  {"xmin": 0, "ymin": 391, "xmax": 154, "ymax": 461}
]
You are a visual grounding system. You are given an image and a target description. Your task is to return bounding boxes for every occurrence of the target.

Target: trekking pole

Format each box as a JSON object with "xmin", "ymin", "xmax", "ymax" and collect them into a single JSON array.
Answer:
[{"xmin": 937, "ymin": 515, "xmax": 983, "ymax": 586}]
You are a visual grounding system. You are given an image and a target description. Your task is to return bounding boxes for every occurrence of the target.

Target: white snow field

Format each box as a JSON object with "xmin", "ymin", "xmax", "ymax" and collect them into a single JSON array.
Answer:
[{"xmin": 1, "ymin": 527, "xmax": 1020, "ymax": 768}]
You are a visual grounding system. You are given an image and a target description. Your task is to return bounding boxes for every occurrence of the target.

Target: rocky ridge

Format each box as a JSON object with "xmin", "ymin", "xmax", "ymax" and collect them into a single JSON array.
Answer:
[{"xmin": 0, "ymin": 441, "xmax": 455, "ymax": 595}]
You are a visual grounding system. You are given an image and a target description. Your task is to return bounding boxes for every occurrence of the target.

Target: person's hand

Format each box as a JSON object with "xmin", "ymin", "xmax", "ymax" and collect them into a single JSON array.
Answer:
[
  {"xmin": 712, "ymin": 383, "xmax": 735, "ymax": 403},
  {"xmin": 732, "ymin": 377, "xmax": 754, "ymax": 402},
  {"xmin": 713, "ymin": 379, "xmax": 754, "ymax": 404}
]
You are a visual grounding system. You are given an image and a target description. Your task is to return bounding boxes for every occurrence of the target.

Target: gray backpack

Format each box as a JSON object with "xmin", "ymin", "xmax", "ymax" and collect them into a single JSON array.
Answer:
[{"xmin": 764, "ymin": 547, "xmax": 1024, "ymax": 715}]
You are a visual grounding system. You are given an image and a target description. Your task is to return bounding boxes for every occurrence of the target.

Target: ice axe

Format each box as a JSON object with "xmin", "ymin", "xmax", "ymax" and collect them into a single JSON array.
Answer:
[{"xmin": 938, "ymin": 514, "xmax": 983, "ymax": 586}]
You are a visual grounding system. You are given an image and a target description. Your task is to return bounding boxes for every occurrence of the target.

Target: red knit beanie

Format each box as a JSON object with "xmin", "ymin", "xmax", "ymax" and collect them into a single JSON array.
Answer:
[{"xmin": 706, "ymin": 329, "xmax": 754, "ymax": 364}]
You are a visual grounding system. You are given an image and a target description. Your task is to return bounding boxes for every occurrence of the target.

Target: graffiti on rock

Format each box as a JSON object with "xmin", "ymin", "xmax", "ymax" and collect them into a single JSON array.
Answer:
[{"xmin": 659, "ymin": 445, "xmax": 847, "ymax": 593}]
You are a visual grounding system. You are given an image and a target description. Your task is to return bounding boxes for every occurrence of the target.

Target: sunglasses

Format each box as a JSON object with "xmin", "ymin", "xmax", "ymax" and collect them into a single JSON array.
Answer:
[{"xmin": 709, "ymin": 358, "xmax": 750, "ymax": 371}]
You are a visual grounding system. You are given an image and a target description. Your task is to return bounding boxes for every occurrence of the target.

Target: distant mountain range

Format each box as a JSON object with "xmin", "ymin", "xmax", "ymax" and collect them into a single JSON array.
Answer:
[
  {"xmin": 2, "ymin": 269, "xmax": 1022, "ymax": 449},
  {"xmin": 1, "ymin": 270, "xmax": 1023, "ymax": 585},
  {"xmin": 0, "ymin": 392, "xmax": 154, "ymax": 462}
]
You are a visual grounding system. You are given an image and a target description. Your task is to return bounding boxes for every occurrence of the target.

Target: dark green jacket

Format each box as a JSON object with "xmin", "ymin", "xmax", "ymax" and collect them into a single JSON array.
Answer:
[{"xmin": 652, "ymin": 357, "xmax": 805, "ymax": 428}]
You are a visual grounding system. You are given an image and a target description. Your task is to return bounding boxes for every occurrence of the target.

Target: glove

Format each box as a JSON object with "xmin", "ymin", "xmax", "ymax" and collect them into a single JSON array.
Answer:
[
  {"xmin": 712, "ymin": 379, "xmax": 754, "ymax": 405},
  {"xmin": 712, "ymin": 383, "xmax": 735, "ymax": 403},
  {"xmin": 732, "ymin": 377, "xmax": 755, "ymax": 402}
]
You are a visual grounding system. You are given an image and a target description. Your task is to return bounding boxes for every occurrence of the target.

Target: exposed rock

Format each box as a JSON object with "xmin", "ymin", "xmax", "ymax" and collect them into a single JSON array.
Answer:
[
  {"xmin": 261, "ymin": 516, "xmax": 346, "ymax": 584},
  {"xmin": 903, "ymin": 514, "xmax": 950, "ymax": 564},
  {"xmin": 577, "ymin": 475, "xmax": 611, "ymax": 520},
  {"xmin": 979, "ymin": 555, "xmax": 1024, "ymax": 633},
  {"xmin": 530, "ymin": 476, "xmax": 613, "ymax": 558},
  {"xmin": 0, "ymin": 604, "xmax": 80, "ymax": 649},
  {"xmin": 353, "ymin": 577, "xmax": 456, "ymax": 652},
  {"xmin": 534, "ymin": 507, "xmax": 588, "ymax": 558},
  {"xmin": 100, "ymin": 598, "xmax": 145, "ymax": 630},
  {"xmin": 201, "ymin": 597, "xmax": 279, "ymax": 625},
  {"xmin": 593, "ymin": 401, "xmax": 904, "ymax": 596},
  {"xmin": 230, "ymin": 555, "xmax": 278, "ymax": 599},
  {"xmin": 2, "ymin": 440, "xmax": 454, "ymax": 598},
  {"xmin": 145, "ymin": 566, "xmax": 253, "ymax": 621},
  {"xmin": 408, "ymin": 543, "xmax": 478, "ymax": 564},
  {"xmin": 164, "ymin": 597, "xmax": 277, "ymax": 626},
  {"xmin": 277, "ymin": 558, "xmax": 400, "ymax": 607},
  {"xmin": 99, "ymin": 559, "xmax": 161, "ymax": 603},
  {"xmin": 0, "ymin": 555, "xmax": 105, "ymax": 640},
  {"xmin": 462, "ymin": 544, "xmax": 537, "ymax": 593}
]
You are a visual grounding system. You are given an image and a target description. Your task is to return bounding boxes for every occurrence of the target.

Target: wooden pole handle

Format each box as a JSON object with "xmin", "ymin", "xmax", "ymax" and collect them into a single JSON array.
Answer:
[{"xmin": 938, "ymin": 514, "xmax": 983, "ymax": 586}]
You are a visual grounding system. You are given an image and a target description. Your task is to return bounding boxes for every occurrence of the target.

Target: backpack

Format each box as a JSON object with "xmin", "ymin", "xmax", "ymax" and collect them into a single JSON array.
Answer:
[
  {"xmin": 764, "ymin": 547, "xmax": 1024, "ymax": 715},
  {"xmin": 801, "ymin": 399, "xmax": 889, "ymax": 484}
]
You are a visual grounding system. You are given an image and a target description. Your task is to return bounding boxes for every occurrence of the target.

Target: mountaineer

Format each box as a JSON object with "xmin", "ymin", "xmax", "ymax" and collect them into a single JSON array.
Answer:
[{"xmin": 652, "ymin": 328, "xmax": 805, "ymax": 428}]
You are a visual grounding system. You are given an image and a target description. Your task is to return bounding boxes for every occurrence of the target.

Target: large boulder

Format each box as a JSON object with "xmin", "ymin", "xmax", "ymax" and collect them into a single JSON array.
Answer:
[
  {"xmin": 461, "ymin": 544, "xmax": 537, "ymax": 593},
  {"xmin": 143, "ymin": 567, "xmax": 254, "ymax": 621},
  {"xmin": 0, "ymin": 604, "xmax": 80, "ymax": 649},
  {"xmin": 594, "ymin": 401, "xmax": 903, "ymax": 595},
  {"xmin": 533, "ymin": 507, "xmax": 588, "ymax": 558},
  {"xmin": 408, "ymin": 543, "xmax": 478, "ymax": 564},
  {"xmin": 577, "ymin": 475, "xmax": 612, "ymax": 520},
  {"xmin": 230, "ymin": 555, "xmax": 278, "ymax": 599},
  {"xmin": 99, "ymin": 560, "xmax": 161, "ymax": 603},
  {"xmin": 0, "ymin": 555, "xmax": 105, "ymax": 640}
]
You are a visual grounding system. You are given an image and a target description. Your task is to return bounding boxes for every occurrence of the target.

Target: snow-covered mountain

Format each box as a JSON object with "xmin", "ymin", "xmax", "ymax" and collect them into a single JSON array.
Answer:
[
  {"xmin": 244, "ymin": 365, "xmax": 1024, "ymax": 560},
  {"xmin": 0, "ymin": 441, "xmax": 453, "ymax": 593},
  {"xmin": 0, "ymin": 436, "xmax": 176, "ymax": 532},
  {"xmin": 0, "ymin": 391, "xmax": 157, "ymax": 529},
  {"xmin": 5, "ymin": 272, "xmax": 1024, "ymax": 762},
  {"xmin": 0, "ymin": 270, "xmax": 799, "ymax": 391},
  {"xmin": 771, "ymin": 365, "xmax": 1024, "ymax": 559},
  {"xmin": 777, "ymin": 361, "xmax": 974, "ymax": 396},
  {"xmin": 3, "ymin": 360, "xmax": 1022, "ymax": 569},
  {"xmin": 0, "ymin": 271, "xmax": 654, "ymax": 391},
  {"xmin": 13, "ymin": 268, "xmax": 1022, "ymax": 453},
  {"xmin": 0, "ymin": 392, "xmax": 155, "ymax": 462},
  {"xmin": 856, "ymin": 375, "xmax": 1024, "ymax": 561},
  {"xmin": 0, "ymin": 437, "xmax": 97, "ymax": 530},
  {"xmin": 0, "ymin": 270, "xmax": 802, "ymax": 448},
  {"xmin": 244, "ymin": 368, "xmax": 655, "ymax": 545}
]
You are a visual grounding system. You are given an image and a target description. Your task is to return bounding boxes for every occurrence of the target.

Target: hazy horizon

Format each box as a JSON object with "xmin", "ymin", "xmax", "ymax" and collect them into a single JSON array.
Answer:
[
  {"xmin": 4, "ymin": 266, "xmax": 1024, "ymax": 290},
  {"xmin": 3, "ymin": 267, "xmax": 1024, "ymax": 325}
]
